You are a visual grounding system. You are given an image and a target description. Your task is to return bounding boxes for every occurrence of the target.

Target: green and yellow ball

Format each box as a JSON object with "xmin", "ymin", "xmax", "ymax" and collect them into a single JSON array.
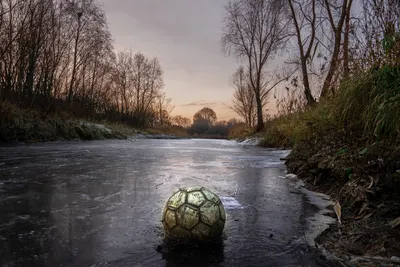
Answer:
[{"xmin": 161, "ymin": 186, "xmax": 226, "ymax": 241}]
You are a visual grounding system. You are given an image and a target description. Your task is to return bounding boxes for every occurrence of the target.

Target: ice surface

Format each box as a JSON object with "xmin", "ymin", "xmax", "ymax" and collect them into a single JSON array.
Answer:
[
  {"xmin": 220, "ymin": 196, "xmax": 244, "ymax": 210},
  {"xmin": 285, "ymin": 173, "xmax": 336, "ymax": 246}
]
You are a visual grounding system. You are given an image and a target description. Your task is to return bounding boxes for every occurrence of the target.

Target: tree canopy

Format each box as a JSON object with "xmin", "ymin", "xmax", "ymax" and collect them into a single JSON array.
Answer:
[{"xmin": 193, "ymin": 107, "xmax": 217, "ymax": 125}]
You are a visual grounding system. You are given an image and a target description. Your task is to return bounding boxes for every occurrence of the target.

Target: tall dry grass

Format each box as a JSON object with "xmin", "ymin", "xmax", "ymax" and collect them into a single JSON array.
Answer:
[
  {"xmin": 259, "ymin": 65, "xmax": 400, "ymax": 148},
  {"xmin": 336, "ymin": 66, "xmax": 400, "ymax": 139}
]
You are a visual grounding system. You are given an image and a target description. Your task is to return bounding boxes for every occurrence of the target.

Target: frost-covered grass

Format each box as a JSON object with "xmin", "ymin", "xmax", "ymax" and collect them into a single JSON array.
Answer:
[
  {"xmin": 0, "ymin": 101, "xmax": 188, "ymax": 143},
  {"xmin": 0, "ymin": 101, "xmax": 134, "ymax": 142}
]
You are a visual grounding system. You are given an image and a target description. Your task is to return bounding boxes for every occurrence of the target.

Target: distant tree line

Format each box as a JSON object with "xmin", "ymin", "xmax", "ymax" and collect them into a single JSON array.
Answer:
[
  {"xmin": 170, "ymin": 107, "xmax": 244, "ymax": 138},
  {"xmin": 0, "ymin": 0, "xmax": 173, "ymax": 128},
  {"xmin": 222, "ymin": 0, "xmax": 400, "ymax": 130}
]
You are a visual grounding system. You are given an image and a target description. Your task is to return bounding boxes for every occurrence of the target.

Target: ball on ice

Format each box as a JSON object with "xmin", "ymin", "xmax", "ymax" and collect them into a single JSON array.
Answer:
[{"xmin": 161, "ymin": 186, "xmax": 226, "ymax": 241}]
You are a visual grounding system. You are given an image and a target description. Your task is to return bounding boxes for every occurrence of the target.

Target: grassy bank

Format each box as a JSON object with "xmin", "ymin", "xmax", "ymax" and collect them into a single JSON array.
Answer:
[
  {"xmin": 260, "ymin": 66, "xmax": 400, "ymax": 261},
  {"xmin": 0, "ymin": 101, "xmax": 242, "ymax": 143},
  {"xmin": 0, "ymin": 101, "xmax": 147, "ymax": 143}
]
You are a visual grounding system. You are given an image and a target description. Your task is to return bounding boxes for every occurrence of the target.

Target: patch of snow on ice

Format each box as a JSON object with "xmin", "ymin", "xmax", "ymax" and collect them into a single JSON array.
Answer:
[
  {"xmin": 220, "ymin": 196, "xmax": 244, "ymax": 210},
  {"xmin": 237, "ymin": 137, "xmax": 261, "ymax": 146},
  {"xmin": 81, "ymin": 122, "xmax": 112, "ymax": 133}
]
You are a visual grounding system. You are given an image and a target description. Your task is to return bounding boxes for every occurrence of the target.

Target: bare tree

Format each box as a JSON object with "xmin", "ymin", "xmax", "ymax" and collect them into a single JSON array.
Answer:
[
  {"xmin": 0, "ymin": 0, "xmax": 171, "ymax": 129},
  {"xmin": 140, "ymin": 57, "xmax": 164, "ymax": 117},
  {"xmin": 230, "ymin": 66, "xmax": 256, "ymax": 127},
  {"xmin": 222, "ymin": 0, "xmax": 289, "ymax": 131},
  {"xmin": 67, "ymin": 1, "xmax": 82, "ymax": 102},
  {"xmin": 287, "ymin": 0, "xmax": 317, "ymax": 105},
  {"xmin": 172, "ymin": 115, "xmax": 191, "ymax": 128},
  {"xmin": 286, "ymin": 0, "xmax": 354, "ymax": 101},
  {"xmin": 112, "ymin": 50, "xmax": 165, "ymax": 127},
  {"xmin": 320, "ymin": 0, "xmax": 354, "ymax": 98},
  {"xmin": 113, "ymin": 50, "xmax": 135, "ymax": 116},
  {"xmin": 154, "ymin": 92, "xmax": 174, "ymax": 127}
]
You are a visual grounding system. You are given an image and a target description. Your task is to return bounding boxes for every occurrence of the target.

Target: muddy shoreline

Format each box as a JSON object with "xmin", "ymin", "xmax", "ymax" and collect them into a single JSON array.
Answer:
[{"xmin": 283, "ymin": 134, "xmax": 400, "ymax": 266}]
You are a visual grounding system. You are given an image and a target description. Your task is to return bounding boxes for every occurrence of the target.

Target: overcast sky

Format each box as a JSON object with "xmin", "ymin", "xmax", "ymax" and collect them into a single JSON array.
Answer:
[
  {"xmin": 98, "ymin": 0, "xmax": 283, "ymax": 121},
  {"xmin": 98, "ymin": 0, "xmax": 244, "ymax": 120}
]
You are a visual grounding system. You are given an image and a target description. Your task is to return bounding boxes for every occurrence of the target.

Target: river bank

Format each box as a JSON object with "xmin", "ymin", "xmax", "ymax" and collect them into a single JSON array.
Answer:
[
  {"xmin": 233, "ymin": 135, "xmax": 400, "ymax": 265},
  {"xmin": 249, "ymin": 66, "xmax": 400, "ymax": 266},
  {"xmin": 241, "ymin": 134, "xmax": 400, "ymax": 264},
  {"xmin": 0, "ymin": 102, "xmax": 184, "ymax": 143},
  {"xmin": 0, "ymin": 117, "xmax": 182, "ymax": 143},
  {"xmin": 284, "ymin": 133, "xmax": 400, "ymax": 266},
  {"xmin": 247, "ymin": 132, "xmax": 400, "ymax": 265}
]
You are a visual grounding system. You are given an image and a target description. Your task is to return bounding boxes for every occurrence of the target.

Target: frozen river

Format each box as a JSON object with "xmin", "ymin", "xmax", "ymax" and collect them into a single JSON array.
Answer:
[{"xmin": 0, "ymin": 139, "xmax": 338, "ymax": 266}]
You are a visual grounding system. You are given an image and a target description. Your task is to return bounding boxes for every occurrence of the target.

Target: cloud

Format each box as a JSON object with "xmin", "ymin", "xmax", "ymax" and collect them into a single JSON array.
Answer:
[{"xmin": 181, "ymin": 100, "xmax": 217, "ymax": 107}]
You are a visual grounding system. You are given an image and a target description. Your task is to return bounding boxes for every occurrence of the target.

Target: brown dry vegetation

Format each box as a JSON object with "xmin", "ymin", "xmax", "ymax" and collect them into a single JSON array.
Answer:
[
  {"xmin": 0, "ymin": 0, "xmax": 174, "ymax": 134},
  {"xmin": 0, "ymin": 101, "xmax": 139, "ymax": 142},
  {"xmin": 258, "ymin": 66, "xmax": 400, "ymax": 261},
  {"xmin": 286, "ymin": 133, "xmax": 400, "ymax": 259}
]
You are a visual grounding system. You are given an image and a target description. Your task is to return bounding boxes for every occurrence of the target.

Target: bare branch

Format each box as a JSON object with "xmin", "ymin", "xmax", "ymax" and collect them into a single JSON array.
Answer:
[{"xmin": 221, "ymin": 0, "xmax": 289, "ymax": 131}]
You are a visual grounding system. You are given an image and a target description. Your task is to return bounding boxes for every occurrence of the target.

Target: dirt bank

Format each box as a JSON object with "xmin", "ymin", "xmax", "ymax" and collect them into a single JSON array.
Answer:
[
  {"xmin": 0, "ymin": 102, "xmax": 183, "ymax": 143},
  {"xmin": 285, "ymin": 130, "xmax": 400, "ymax": 266},
  {"xmin": 0, "ymin": 114, "xmax": 136, "ymax": 143},
  {"xmin": 0, "ymin": 118, "xmax": 182, "ymax": 143}
]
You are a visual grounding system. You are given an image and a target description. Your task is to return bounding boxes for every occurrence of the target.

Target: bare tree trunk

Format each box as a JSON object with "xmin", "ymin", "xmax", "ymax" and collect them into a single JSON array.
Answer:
[
  {"xmin": 288, "ymin": 0, "xmax": 316, "ymax": 106},
  {"xmin": 320, "ymin": 0, "xmax": 351, "ymax": 98},
  {"xmin": 68, "ymin": 13, "xmax": 81, "ymax": 103},
  {"xmin": 255, "ymin": 90, "xmax": 264, "ymax": 131},
  {"xmin": 343, "ymin": 0, "xmax": 353, "ymax": 76},
  {"xmin": 301, "ymin": 58, "xmax": 315, "ymax": 105},
  {"xmin": 230, "ymin": 66, "xmax": 258, "ymax": 128}
]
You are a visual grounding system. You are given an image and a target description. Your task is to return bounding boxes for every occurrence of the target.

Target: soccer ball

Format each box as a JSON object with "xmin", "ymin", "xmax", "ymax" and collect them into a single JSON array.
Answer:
[{"xmin": 161, "ymin": 186, "xmax": 226, "ymax": 241}]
